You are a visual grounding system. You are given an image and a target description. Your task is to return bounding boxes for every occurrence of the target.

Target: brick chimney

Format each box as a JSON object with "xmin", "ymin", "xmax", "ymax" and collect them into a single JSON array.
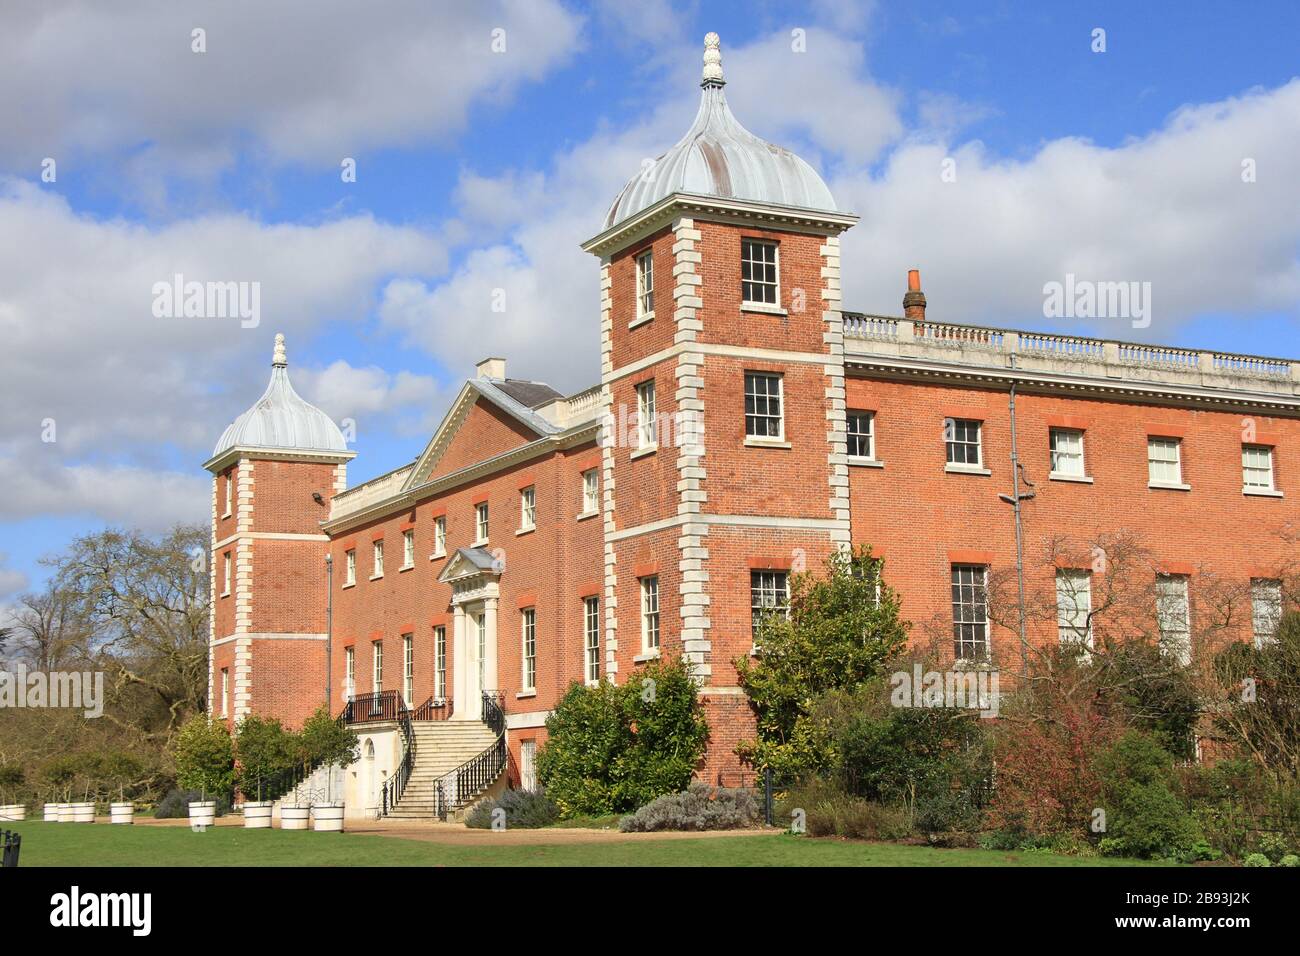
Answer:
[
  {"xmin": 903, "ymin": 269, "xmax": 927, "ymax": 322},
  {"xmin": 475, "ymin": 357, "xmax": 506, "ymax": 380}
]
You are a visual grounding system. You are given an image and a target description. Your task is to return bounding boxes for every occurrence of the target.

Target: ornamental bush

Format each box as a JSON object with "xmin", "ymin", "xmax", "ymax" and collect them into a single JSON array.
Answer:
[
  {"xmin": 618, "ymin": 783, "xmax": 760, "ymax": 832},
  {"xmin": 536, "ymin": 656, "xmax": 708, "ymax": 817},
  {"xmin": 465, "ymin": 788, "xmax": 560, "ymax": 829},
  {"xmin": 171, "ymin": 715, "xmax": 235, "ymax": 800},
  {"xmin": 234, "ymin": 715, "xmax": 298, "ymax": 802},
  {"xmin": 1095, "ymin": 731, "xmax": 1203, "ymax": 861}
]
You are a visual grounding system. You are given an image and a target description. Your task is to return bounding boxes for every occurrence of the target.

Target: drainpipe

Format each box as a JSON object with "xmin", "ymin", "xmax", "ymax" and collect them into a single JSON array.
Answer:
[
  {"xmin": 998, "ymin": 378, "xmax": 1034, "ymax": 681},
  {"xmin": 325, "ymin": 552, "xmax": 333, "ymax": 711}
]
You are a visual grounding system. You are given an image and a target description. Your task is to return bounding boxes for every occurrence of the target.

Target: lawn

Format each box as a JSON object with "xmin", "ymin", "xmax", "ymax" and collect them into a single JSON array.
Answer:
[{"xmin": 3, "ymin": 821, "xmax": 1168, "ymax": 867}]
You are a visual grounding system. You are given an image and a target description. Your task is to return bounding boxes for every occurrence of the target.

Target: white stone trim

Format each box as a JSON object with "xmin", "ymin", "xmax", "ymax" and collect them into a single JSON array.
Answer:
[
  {"xmin": 505, "ymin": 710, "xmax": 553, "ymax": 730},
  {"xmin": 672, "ymin": 216, "xmax": 712, "ymax": 678},
  {"xmin": 821, "ymin": 236, "xmax": 852, "ymax": 548},
  {"xmin": 598, "ymin": 259, "xmax": 620, "ymax": 680},
  {"xmin": 608, "ymin": 341, "xmax": 831, "ymax": 383},
  {"xmin": 213, "ymin": 531, "xmax": 330, "ymax": 550}
]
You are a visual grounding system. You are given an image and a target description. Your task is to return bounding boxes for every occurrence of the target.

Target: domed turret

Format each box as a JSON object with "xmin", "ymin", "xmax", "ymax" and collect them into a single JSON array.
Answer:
[
  {"xmin": 212, "ymin": 333, "xmax": 348, "ymax": 457},
  {"xmin": 603, "ymin": 33, "xmax": 837, "ymax": 229}
]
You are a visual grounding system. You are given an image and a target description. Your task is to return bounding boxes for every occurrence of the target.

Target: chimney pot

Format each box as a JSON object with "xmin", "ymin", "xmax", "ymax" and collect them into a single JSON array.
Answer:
[
  {"xmin": 475, "ymin": 357, "xmax": 506, "ymax": 380},
  {"xmin": 903, "ymin": 269, "xmax": 927, "ymax": 322}
]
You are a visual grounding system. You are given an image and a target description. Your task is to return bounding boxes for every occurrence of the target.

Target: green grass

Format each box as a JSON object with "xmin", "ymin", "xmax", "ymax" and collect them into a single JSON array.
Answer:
[{"xmin": 3, "ymin": 821, "xmax": 1170, "ymax": 867}]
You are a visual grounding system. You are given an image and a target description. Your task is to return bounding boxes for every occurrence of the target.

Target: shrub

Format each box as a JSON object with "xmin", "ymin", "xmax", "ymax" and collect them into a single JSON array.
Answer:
[
  {"xmin": 736, "ymin": 545, "xmax": 909, "ymax": 779},
  {"xmin": 1279, "ymin": 854, "xmax": 1300, "ymax": 867},
  {"xmin": 914, "ymin": 787, "xmax": 981, "ymax": 836},
  {"xmin": 537, "ymin": 656, "xmax": 708, "ymax": 817},
  {"xmin": 172, "ymin": 715, "xmax": 235, "ymax": 800},
  {"xmin": 1243, "ymin": 853, "xmax": 1272, "ymax": 867},
  {"xmin": 776, "ymin": 781, "xmax": 912, "ymax": 841},
  {"xmin": 465, "ymin": 788, "xmax": 560, "ymax": 829},
  {"xmin": 154, "ymin": 788, "xmax": 232, "ymax": 819},
  {"xmin": 0, "ymin": 762, "xmax": 25, "ymax": 804},
  {"xmin": 234, "ymin": 715, "xmax": 297, "ymax": 801},
  {"xmin": 1095, "ymin": 732, "xmax": 1202, "ymax": 861},
  {"xmin": 1257, "ymin": 832, "xmax": 1292, "ymax": 863},
  {"xmin": 618, "ymin": 783, "xmax": 761, "ymax": 832}
]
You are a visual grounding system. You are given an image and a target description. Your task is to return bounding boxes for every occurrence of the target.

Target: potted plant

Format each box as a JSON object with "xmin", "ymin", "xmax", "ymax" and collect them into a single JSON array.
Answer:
[
  {"xmin": 42, "ymin": 755, "xmax": 77, "ymax": 822},
  {"xmin": 234, "ymin": 715, "xmax": 295, "ymax": 829},
  {"xmin": 69, "ymin": 753, "xmax": 99, "ymax": 823},
  {"xmin": 172, "ymin": 715, "xmax": 235, "ymax": 832},
  {"xmin": 0, "ymin": 762, "xmax": 26, "ymax": 821},
  {"xmin": 298, "ymin": 704, "xmax": 359, "ymax": 832},
  {"xmin": 100, "ymin": 751, "xmax": 142, "ymax": 825}
]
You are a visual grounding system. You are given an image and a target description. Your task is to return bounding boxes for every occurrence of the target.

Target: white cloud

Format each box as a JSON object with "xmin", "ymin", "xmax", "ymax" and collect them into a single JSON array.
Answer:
[
  {"xmin": 0, "ymin": 553, "xmax": 28, "ymax": 600},
  {"xmin": 833, "ymin": 80, "xmax": 1300, "ymax": 335},
  {"xmin": 293, "ymin": 361, "xmax": 446, "ymax": 437},
  {"xmin": 0, "ymin": 0, "xmax": 583, "ymax": 176}
]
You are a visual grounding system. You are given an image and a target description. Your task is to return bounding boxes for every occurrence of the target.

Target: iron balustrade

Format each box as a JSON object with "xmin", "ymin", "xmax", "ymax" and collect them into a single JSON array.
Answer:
[
  {"xmin": 380, "ymin": 700, "xmax": 416, "ymax": 816},
  {"xmin": 343, "ymin": 689, "xmax": 407, "ymax": 724},
  {"xmin": 481, "ymin": 690, "xmax": 506, "ymax": 736},
  {"xmin": 429, "ymin": 691, "xmax": 508, "ymax": 821},
  {"xmin": 411, "ymin": 697, "xmax": 453, "ymax": 721}
]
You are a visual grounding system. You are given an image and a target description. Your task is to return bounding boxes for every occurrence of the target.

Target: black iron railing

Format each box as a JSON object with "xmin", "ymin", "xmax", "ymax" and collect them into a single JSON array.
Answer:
[
  {"xmin": 482, "ymin": 690, "xmax": 505, "ymax": 736},
  {"xmin": 1, "ymin": 830, "xmax": 20, "ymax": 868},
  {"xmin": 343, "ymin": 690, "xmax": 407, "ymax": 724},
  {"xmin": 381, "ymin": 700, "xmax": 416, "ymax": 816},
  {"xmin": 411, "ymin": 697, "xmax": 453, "ymax": 721},
  {"xmin": 431, "ymin": 691, "xmax": 508, "ymax": 821}
]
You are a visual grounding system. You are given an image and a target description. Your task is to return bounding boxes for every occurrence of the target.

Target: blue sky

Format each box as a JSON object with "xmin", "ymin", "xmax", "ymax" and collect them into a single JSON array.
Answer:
[{"xmin": 1, "ymin": 0, "xmax": 1298, "ymax": 601}]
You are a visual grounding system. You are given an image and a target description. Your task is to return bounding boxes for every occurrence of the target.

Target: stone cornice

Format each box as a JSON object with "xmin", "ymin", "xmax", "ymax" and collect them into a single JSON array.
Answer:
[
  {"xmin": 203, "ymin": 445, "xmax": 355, "ymax": 474},
  {"xmin": 581, "ymin": 192, "xmax": 859, "ymax": 259}
]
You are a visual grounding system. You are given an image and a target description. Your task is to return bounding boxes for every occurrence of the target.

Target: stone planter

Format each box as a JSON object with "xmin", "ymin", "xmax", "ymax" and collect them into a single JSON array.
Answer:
[
  {"xmin": 311, "ymin": 803, "xmax": 345, "ymax": 832},
  {"xmin": 280, "ymin": 805, "xmax": 310, "ymax": 830},
  {"xmin": 57, "ymin": 802, "xmax": 73, "ymax": 822},
  {"xmin": 44, "ymin": 803, "xmax": 60, "ymax": 822},
  {"xmin": 188, "ymin": 800, "xmax": 216, "ymax": 831},
  {"xmin": 71, "ymin": 801, "xmax": 96, "ymax": 823},
  {"xmin": 109, "ymin": 802, "xmax": 134, "ymax": 825},
  {"xmin": 0, "ymin": 805, "xmax": 26, "ymax": 821},
  {"xmin": 243, "ymin": 801, "xmax": 273, "ymax": 829}
]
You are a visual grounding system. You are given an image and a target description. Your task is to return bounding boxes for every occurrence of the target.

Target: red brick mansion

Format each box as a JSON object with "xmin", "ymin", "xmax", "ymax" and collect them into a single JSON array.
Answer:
[{"xmin": 204, "ymin": 35, "xmax": 1299, "ymax": 818}]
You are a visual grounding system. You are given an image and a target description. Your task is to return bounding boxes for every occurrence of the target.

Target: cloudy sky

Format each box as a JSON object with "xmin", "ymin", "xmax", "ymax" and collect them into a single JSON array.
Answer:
[{"xmin": 1, "ymin": 0, "xmax": 1297, "ymax": 599}]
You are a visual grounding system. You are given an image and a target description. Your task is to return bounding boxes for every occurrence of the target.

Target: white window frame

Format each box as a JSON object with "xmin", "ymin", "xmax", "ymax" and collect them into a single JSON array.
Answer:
[
  {"xmin": 433, "ymin": 516, "xmax": 447, "ymax": 557},
  {"xmin": 345, "ymin": 646, "xmax": 356, "ymax": 700},
  {"xmin": 635, "ymin": 380, "xmax": 657, "ymax": 450},
  {"xmin": 222, "ymin": 551, "xmax": 232, "ymax": 596},
  {"xmin": 1148, "ymin": 437, "xmax": 1184, "ymax": 487},
  {"xmin": 220, "ymin": 667, "xmax": 229, "ymax": 718},
  {"xmin": 847, "ymin": 411, "xmax": 875, "ymax": 460},
  {"xmin": 223, "ymin": 472, "xmax": 233, "ymax": 517},
  {"xmin": 402, "ymin": 529, "xmax": 415, "ymax": 569},
  {"xmin": 635, "ymin": 249, "xmax": 654, "ymax": 320},
  {"xmin": 1156, "ymin": 574, "xmax": 1191, "ymax": 665},
  {"xmin": 581, "ymin": 468, "xmax": 600, "ymax": 515},
  {"xmin": 372, "ymin": 538, "xmax": 384, "ymax": 578},
  {"xmin": 1251, "ymin": 578, "xmax": 1282, "ymax": 648},
  {"xmin": 1049, "ymin": 428, "xmax": 1086, "ymax": 479},
  {"xmin": 740, "ymin": 238, "xmax": 779, "ymax": 307},
  {"xmin": 640, "ymin": 576, "xmax": 660, "ymax": 653},
  {"xmin": 519, "ymin": 486, "xmax": 536, "ymax": 531},
  {"xmin": 372, "ymin": 640, "xmax": 384, "ymax": 693},
  {"xmin": 402, "ymin": 633, "xmax": 414, "ymax": 706},
  {"xmin": 1055, "ymin": 570, "xmax": 1093, "ymax": 648},
  {"xmin": 433, "ymin": 626, "xmax": 447, "ymax": 699},
  {"xmin": 744, "ymin": 372, "xmax": 784, "ymax": 440},
  {"xmin": 946, "ymin": 419, "xmax": 983, "ymax": 468},
  {"xmin": 750, "ymin": 570, "xmax": 790, "ymax": 643},
  {"xmin": 345, "ymin": 548, "xmax": 356, "ymax": 586},
  {"xmin": 521, "ymin": 608, "xmax": 537, "ymax": 693},
  {"xmin": 475, "ymin": 502, "xmax": 490, "ymax": 544},
  {"xmin": 1242, "ymin": 445, "xmax": 1276, "ymax": 493},
  {"xmin": 584, "ymin": 596, "xmax": 601, "ymax": 684},
  {"xmin": 951, "ymin": 564, "xmax": 990, "ymax": 662}
]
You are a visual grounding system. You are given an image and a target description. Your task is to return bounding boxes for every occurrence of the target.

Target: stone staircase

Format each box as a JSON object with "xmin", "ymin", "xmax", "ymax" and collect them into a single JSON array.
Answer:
[{"xmin": 385, "ymin": 719, "xmax": 501, "ymax": 820}]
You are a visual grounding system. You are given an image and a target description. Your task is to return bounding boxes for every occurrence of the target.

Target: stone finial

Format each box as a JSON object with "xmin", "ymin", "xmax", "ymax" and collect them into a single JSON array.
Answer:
[
  {"xmin": 272, "ymin": 332, "xmax": 287, "ymax": 367},
  {"xmin": 701, "ymin": 32, "xmax": 725, "ymax": 87}
]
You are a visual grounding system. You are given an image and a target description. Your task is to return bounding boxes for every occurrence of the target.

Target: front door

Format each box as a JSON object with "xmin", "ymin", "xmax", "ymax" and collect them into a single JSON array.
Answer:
[{"xmin": 474, "ymin": 610, "xmax": 487, "ymax": 716}]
